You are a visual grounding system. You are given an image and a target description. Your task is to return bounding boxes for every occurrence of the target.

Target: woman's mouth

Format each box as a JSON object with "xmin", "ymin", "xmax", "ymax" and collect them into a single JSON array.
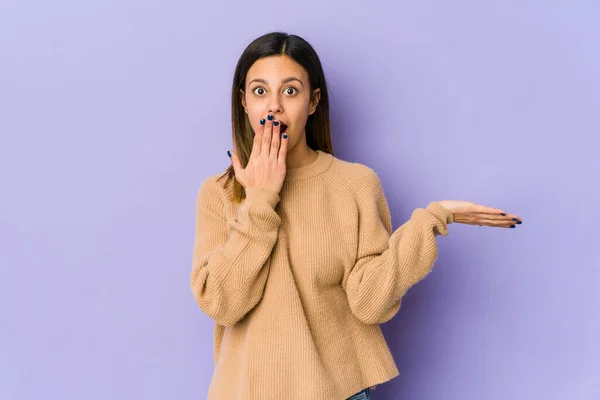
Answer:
[{"xmin": 280, "ymin": 124, "xmax": 288, "ymax": 133}]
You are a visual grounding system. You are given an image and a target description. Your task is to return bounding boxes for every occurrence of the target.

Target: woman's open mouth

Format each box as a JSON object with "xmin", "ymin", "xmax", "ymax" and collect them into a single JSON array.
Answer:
[{"xmin": 280, "ymin": 124, "xmax": 288, "ymax": 133}]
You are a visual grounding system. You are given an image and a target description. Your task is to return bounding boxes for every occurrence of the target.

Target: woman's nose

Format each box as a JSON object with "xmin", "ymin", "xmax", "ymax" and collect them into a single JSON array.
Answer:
[{"xmin": 268, "ymin": 98, "xmax": 282, "ymax": 114}]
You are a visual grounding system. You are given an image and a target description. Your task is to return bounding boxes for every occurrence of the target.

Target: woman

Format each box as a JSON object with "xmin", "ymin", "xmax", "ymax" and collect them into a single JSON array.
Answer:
[{"xmin": 190, "ymin": 32, "xmax": 522, "ymax": 400}]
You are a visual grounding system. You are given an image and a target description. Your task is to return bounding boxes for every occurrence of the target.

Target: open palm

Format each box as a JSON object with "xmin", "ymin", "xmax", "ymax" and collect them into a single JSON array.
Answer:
[{"xmin": 438, "ymin": 200, "xmax": 522, "ymax": 228}]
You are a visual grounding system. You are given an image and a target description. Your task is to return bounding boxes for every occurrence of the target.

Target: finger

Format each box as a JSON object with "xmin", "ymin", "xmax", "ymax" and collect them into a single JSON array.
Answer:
[
  {"xmin": 261, "ymin": 114, "xmax": 274, "ymax": 156},
  {"xmin": 472, "ymin": 213, "xmax": 522, "ymax": 223},
  {"xmin": 251, "ymin": 118, "xmax": 265, "ymax": 158},
  {"xmin": 472, "ymin": 204, "xmax": 507, "ymax": 215},
  {"xmin": 461, "ymin": 218, "xmax": 517, "ymax": 228},
  {"xmin": 278, "ymin": 131, "xmax": 289, "ymax": 165},
  {"xmin": 271, "ymin": 120, "xmax": 282, "ymax": 158},
  {"xmin": 474, "ymin": 205, "xmax": 521, "ymax": 221}
]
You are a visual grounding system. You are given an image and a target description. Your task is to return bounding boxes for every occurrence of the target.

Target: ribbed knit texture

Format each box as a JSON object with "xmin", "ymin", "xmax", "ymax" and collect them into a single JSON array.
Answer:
[{"xmin": 190, "ymin": 150, "xmax": 454, "ymax": 400}]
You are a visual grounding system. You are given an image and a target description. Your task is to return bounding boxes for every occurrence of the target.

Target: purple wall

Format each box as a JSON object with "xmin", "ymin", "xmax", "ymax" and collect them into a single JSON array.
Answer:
[{"xmin": 1, "ymin": 1, "xmax": 599, "ymax": 399}]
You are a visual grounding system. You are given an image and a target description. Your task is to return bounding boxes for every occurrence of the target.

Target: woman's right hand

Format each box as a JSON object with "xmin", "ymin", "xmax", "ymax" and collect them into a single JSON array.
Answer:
[{"xmin": 228, "ymin": 114, "xmax": 288, "ymax": 193}]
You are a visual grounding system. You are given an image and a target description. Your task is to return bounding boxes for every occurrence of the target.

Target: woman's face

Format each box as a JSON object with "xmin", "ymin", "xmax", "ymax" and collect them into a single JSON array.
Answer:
[{"xmin": 240, "ymin": 55, "xmax": 320, "ymax": 151}]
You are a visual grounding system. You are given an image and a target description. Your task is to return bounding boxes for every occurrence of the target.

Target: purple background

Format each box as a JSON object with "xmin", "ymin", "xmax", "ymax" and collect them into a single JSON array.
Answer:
[{"xmin": 1, "ymin": 1, "xmax": 599, "ymax": 399}]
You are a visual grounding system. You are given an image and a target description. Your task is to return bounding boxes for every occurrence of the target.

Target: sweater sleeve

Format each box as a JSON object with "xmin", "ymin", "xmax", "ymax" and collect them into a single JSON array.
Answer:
[
  {"xmin": 341, "ymin": 171, "xmax": 454, "ymax": 325},
  {"xmin": 190, "ymin": 178, "xmax": 281, "ymax": 326}
]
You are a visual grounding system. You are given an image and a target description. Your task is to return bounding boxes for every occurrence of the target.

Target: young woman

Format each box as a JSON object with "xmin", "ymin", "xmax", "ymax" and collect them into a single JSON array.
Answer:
[{"xmin": 190, "ymin": 31, "xmax": 522, "ymax": 400}]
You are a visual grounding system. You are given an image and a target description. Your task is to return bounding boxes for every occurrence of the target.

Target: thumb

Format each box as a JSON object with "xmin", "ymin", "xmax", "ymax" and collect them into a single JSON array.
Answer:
[{"xmin": 228, "ymin": 149, "xmax": 243, "ymax": 177}]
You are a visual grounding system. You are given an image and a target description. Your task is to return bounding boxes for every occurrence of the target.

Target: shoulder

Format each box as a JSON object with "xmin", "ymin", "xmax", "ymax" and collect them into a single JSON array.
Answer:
[
  {"xmin": 328, "ymin": 156, "xmax": 384, "ymax": 196},
  {"xmin": 196, "ymin": 171, "xmax": 233, "ymax": 210}
]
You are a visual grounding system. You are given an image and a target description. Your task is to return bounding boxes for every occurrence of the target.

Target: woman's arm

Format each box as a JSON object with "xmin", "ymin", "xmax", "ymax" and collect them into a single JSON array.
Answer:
[
  {"xmin": 341, "ymin": 171, "xmax": 454, "ymax": 325},
  {"xmin": 190, "ymin": 177, "xmax": 281, "ymax": 326}
]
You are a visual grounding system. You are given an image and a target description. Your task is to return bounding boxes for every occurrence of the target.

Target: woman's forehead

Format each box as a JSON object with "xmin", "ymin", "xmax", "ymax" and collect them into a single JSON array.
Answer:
[{"xmin": 247, "ymin": 56, "xmax": 308, "ymax": 82}]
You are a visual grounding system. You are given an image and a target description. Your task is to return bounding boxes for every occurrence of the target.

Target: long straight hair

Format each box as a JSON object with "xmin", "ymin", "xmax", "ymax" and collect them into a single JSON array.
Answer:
[{"xmin": 219, "ymin": 32, "xmax": 333, "ymax": 203}]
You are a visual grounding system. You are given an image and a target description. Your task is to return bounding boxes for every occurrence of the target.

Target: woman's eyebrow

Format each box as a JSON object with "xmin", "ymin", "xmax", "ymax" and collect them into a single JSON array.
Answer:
[{"xmin": 248, "ymin": 77, "xmax": 304, "ymax": 87}]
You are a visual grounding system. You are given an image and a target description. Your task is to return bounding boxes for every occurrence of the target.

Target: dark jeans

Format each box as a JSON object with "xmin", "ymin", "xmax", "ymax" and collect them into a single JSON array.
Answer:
[{"xmin": 347, "ymin": 387, "xmax": 371, "ymax": 400}]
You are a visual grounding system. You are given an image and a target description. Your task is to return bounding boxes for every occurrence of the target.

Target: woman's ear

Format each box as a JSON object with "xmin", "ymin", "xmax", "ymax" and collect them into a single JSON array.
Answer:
[
  {"xmin": 308, "ymin": 88, "xmax": 321, "ymax": 115},
  {"xmin": 240, "ymin": 89, "xmax": 247, "ymax": 113}
]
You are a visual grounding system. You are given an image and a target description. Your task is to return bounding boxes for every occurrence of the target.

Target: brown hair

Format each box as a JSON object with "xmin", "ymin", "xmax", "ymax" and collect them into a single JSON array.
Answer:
[{"xmin": 219, "ymin": 31, "xmax": 333, "ymax": 203}]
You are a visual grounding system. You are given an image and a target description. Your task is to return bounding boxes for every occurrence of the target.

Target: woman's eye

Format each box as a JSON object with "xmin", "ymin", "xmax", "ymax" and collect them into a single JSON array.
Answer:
[{"xmin": 252, "ymin": 86, "xmax": 297, "ymax": 96}]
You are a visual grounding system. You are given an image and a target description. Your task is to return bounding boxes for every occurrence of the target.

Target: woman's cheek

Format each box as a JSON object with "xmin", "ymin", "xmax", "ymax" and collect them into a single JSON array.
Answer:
[{"xmin": 249, "ymin": 113, "xmax": 261, "ymax": 134}]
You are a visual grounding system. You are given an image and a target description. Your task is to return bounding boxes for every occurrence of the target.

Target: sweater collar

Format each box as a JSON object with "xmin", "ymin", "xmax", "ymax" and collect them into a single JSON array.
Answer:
[{"xmin": 284, "ymin": 150, "xmax": 333, "ymax": 182}]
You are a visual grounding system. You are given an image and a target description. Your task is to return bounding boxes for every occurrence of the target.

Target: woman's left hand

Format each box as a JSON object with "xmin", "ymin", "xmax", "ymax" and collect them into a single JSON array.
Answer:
[{"xmin": 437, "ymin": 200, "xmax": 522, "ymax": 228}]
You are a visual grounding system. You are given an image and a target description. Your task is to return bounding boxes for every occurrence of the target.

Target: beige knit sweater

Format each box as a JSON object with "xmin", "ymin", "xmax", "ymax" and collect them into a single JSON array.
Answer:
[{"xmin": 190, "ymin": 150, "xmax": 454, "ymax": 400}]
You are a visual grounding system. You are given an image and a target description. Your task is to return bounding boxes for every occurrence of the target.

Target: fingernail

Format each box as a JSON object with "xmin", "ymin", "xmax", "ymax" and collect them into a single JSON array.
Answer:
[
  {"xmin": 267, "ymin": 114, "xmax": 273, "ymax": 121},
  {"xmin": 283, "ymin": 134, "xmax": 288, "ymax": 139},
  {"xmin": 510, "ymin": 225, "xmax": 516, "ymax": 228},
  {"xmin": 227, "ymin": 150, "xmax": 231, "ymax": 158},
  {"xmin": 274, "ymin": 121, "xmax": 279, "ymax": 126},
  {"xmin": 512, "ymin": 218, "xmax": 518, "ymax": 221},
  {"xmin": 260, "ymin": 119, "xmax": 265, "ymax": 125},
  {"xmin": 501, "ymin": 213, "xmax": 506, "ymax": 216},
  {"xmin": 516, "ymin": 221, "xmax": 522, "ymax": 224}
]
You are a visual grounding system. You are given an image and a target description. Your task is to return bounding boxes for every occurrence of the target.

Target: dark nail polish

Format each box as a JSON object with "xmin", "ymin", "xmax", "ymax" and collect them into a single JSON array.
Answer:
[
  {"xmin": 260, "ymin": 119, "xmax": 265, "ymax": 125},
  {"xmin": 267, "ymin": 114, "xmax": 273, "ymax": 121},
  {"xmin": 501, "ymin": 213, "xmax": 506, "ymax": 216},
  {"xmin": 227, "ymin": 150, "xmax": 231, "ymax": 158},
  {"xmin": 283, "ymin": 134, "xmax": 288, "ymax": 139},
  {"xmin": 274, "ymin": 121, "xmax": 279, "ymax": 126},
  {"xmin": 512, "ymin": 218, "xmax": 518, "ymax": 221},
  {"xmin": 510, "ymin": 225, "xmax": 515, "ymax": 228},
  {"xmin": 516, "ymin": 221, "xmax": 522, "ymax": 224}
]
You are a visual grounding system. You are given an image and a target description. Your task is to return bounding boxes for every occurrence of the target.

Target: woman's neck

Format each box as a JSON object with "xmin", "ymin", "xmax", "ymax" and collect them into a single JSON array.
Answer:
[{"xmin": 285, "ymin": 141, "xmax": 319, "ymax": 170}]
